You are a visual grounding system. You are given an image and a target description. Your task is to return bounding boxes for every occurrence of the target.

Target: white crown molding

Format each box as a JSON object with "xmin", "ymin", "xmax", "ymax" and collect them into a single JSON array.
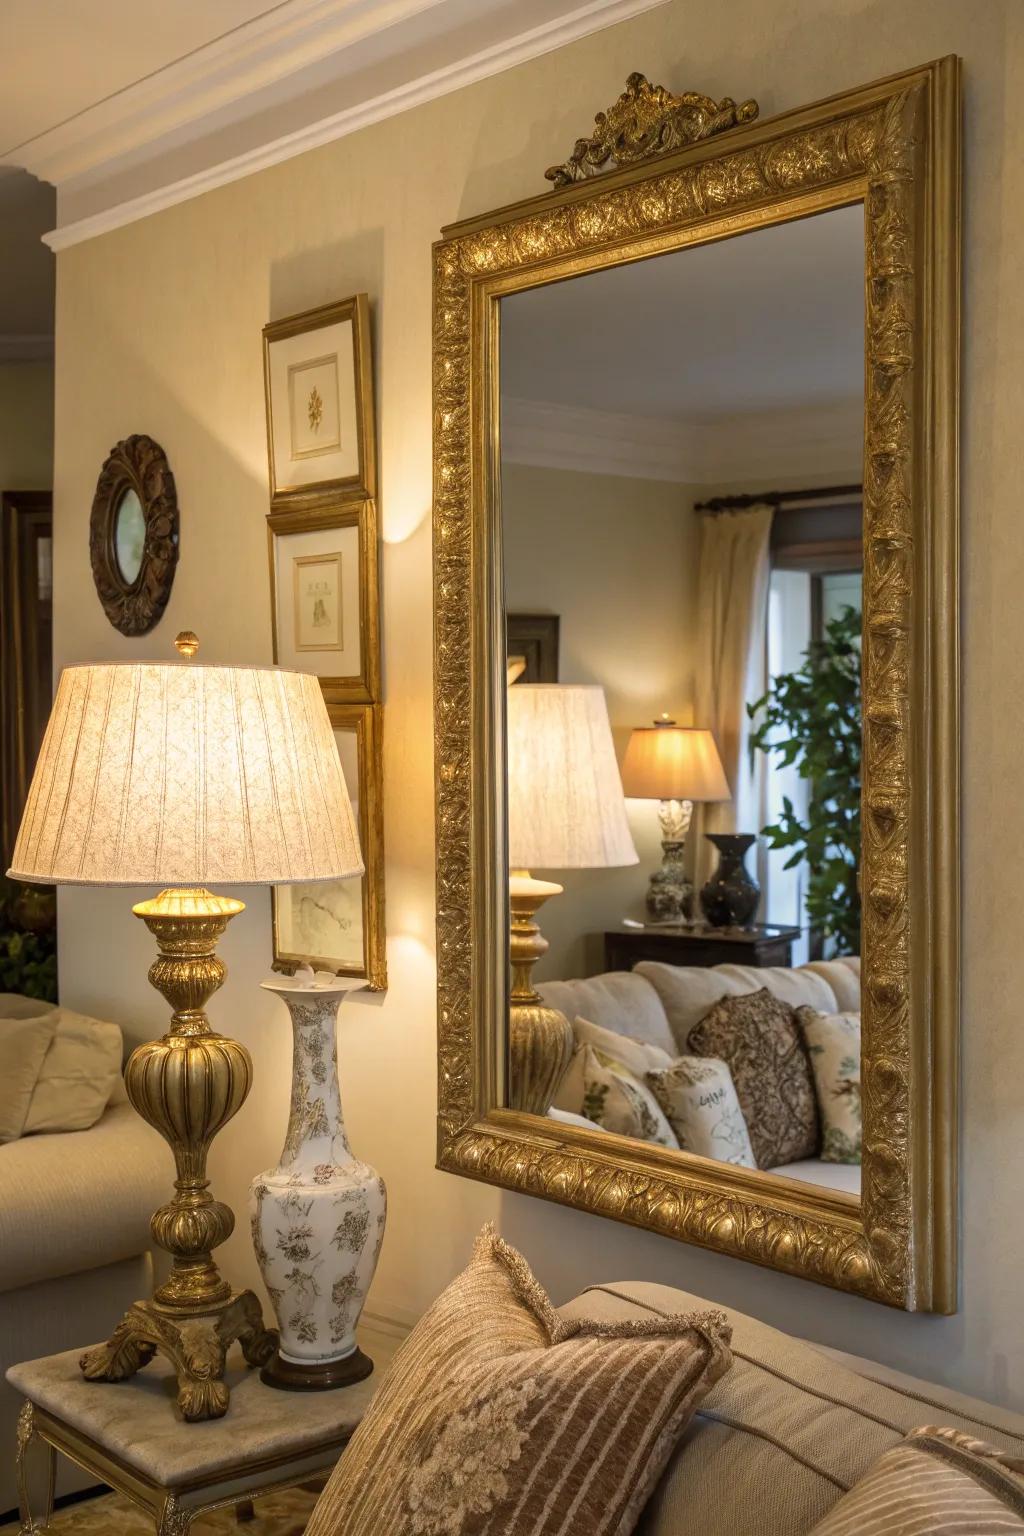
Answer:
[
  {"xmin": 24, "ymin": 0, "xmax": 668, "ymax": 252},
  {"xmin": 0, "ymin": 334, "xmax": 54, "ymax": 362},
  {"xmin": 501, "ymin": 396, "xmax": 864, "ymax": 485}
]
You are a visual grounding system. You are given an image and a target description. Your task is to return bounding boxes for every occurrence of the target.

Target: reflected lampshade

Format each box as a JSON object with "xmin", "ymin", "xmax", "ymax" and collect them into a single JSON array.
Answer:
[
  {"xmin": 8, "ymin": 663, "xmax": 364, "ymax": 887},
  {"xmin": 621, "ymin": 722, "xmax": 731, "ymax": 803},
  {"xmin": 506, "ymin": 684, "xmax": 638, "ymax": 871}
]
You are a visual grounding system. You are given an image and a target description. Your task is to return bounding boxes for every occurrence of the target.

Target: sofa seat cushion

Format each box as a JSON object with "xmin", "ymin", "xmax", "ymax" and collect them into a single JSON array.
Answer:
[
  {"xmin": 557, "ymin": 1281, "xmax": 1024, "ymax": 1536},
  {"xmin": 636, "ymin": 962, "xmax": 838, "ymax": 1055},
  {"xmin": 0, "ymin": 1104, "xmax": 171, "ymax": 1292},
  {"xmin": 537, "ymin": 972, "xmax": 676, "ymax": 1055}
]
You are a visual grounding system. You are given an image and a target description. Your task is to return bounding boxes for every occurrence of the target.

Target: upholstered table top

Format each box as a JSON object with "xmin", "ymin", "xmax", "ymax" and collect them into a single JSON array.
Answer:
[{"xmin": 7, "ymin": 1340, "xmax": 386, "ymax": 1491}]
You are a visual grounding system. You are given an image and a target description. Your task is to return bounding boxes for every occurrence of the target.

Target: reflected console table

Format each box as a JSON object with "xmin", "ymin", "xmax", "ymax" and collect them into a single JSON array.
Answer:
[{"xmin": 605, "ymin": 923, "xmax": 801, "ymax": 973}]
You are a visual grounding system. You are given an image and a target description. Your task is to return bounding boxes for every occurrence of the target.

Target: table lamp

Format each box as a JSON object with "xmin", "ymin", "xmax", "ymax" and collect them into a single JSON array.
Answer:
[
  {"xmin": 7, "ymin": 635, "xmax": 363, "ymax": 1421},
  {"xmin": 506, "ymin": 684, "xmax": 637, "ymax": 1113},
  {"xmin": 621, "ymin": 718, "xmax": 730, "ymax": 923}
]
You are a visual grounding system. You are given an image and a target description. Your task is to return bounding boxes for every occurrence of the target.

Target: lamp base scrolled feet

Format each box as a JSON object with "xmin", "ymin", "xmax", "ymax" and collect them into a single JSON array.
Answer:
[{"xmin": 80, "ymin": 1291, "xmax": 278, "ymax": 1422}]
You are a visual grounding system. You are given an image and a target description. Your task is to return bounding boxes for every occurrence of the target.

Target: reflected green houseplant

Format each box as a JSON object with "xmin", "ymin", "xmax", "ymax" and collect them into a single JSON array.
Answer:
[{"xmin": 747, "ymin": 606, "xmax": 861, "ymax": 955}]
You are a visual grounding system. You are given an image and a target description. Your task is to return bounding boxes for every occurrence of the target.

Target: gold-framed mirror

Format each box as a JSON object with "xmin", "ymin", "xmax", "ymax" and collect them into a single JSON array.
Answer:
[{"xmin": 432, "ymin": 58, "xmax": 960, "ymax": 1310}]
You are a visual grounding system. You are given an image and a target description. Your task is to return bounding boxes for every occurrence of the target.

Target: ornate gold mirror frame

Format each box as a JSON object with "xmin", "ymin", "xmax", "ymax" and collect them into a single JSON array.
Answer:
[{"xmin": 433, "ymin": 58, "xmax": 960, "ymax": 1310}]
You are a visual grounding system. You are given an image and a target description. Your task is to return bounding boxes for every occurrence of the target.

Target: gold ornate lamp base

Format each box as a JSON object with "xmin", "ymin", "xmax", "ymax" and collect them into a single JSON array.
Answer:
[
  {"xmin": 80, "ymin": 887, "xmax": 277, "ymax": 1421},
  {"xmin": 508, "ymin": 872, "xmax": 573, "ymax": 1115}
]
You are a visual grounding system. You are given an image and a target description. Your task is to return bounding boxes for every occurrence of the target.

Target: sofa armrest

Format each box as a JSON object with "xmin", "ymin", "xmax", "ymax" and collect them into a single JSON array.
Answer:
[{"xmin": 0, "ymin": 1104, "xmax": 171, "ymax": 1292}]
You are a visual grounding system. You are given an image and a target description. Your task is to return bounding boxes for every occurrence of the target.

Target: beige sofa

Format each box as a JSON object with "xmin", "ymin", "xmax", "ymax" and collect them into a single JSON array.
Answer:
[
  {"xmin": 0, "ymin": 998, "xmax": 170, "ymax": 1515},
  {"xmin": 556, "ymin": 1279, "xmax": 1024, "ymax": 1534},
  {"xmin": 539, "ymin": 957, "xmax": 861, "ymax": 1191}
]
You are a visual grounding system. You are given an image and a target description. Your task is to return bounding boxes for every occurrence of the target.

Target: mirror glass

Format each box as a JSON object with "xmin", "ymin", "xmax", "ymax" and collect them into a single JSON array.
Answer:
[
  {"xmin": 500, "ymin": 204, "xmax": 864, "ymax": 1196},
  {"xmin": 113, "ymin": 487, "xmax": 146, "ymax": 584}
]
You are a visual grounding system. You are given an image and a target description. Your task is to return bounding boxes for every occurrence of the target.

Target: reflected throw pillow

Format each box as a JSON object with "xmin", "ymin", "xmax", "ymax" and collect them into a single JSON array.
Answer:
[
  {"xmin": 554, "ymin": 1042, "xmax": 679, "ymax": 1147},
  {"xmin": 688, "ymin": 988, "xmax": 819, "ymax": 1169},
  {"xmin": 795, "ymin": 1007, "xmax": 862, "ymax": 1164},
  {"xmin": 23, "ymin": 1008, "xmax": 124, "ymax": 1134},
  {"xmin": 808, "ymin": 1426, "xmax": 1024, "ymax": 1533},
  {"xmin": 646, "ymin": 1057, "xmax": 756, "ymax": 1167},
  {"xmin": 572, "ymin": 1014, "xmax": 674, "ymax": 1079},
  {"xmin": 305, "ymin": 1225, "xmax": 733, "ymax": 1536}
]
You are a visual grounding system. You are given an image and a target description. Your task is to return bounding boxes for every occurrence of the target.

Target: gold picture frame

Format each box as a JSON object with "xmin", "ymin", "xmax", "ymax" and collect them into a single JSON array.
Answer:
[
  {"xmin": 273, "ymin": 699, "xmax": 387, "ymax": 991},
  {"xmin": 432, "ymin": 59, "xmax": 960, "ymax": 1310},
  {"xmin": 263, "ymin": 296, "xmax": 376, "ymax": 510},
  {"xmin": 268, "ymin": 501, "xmax": 380, "ymax": 703}
]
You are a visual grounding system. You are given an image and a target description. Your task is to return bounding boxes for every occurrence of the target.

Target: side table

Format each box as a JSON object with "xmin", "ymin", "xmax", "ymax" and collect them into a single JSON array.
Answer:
[
  {"xmin": 8, "ymin": 1337, "xmax": 390, "ymax": 1534},
  {"xmin": 604, "ymin": 922, "xmax": 801, "ymax": 973}
]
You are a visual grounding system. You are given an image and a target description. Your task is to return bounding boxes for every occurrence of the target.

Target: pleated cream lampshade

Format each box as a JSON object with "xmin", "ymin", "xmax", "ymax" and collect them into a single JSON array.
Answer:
[
  {"xmin": 8, "ymin": 662, "xmax": 364, "ymax": 888},
  {"xmin": 506, "ymin": 684, "xmax": 637, "ymax": 871}
]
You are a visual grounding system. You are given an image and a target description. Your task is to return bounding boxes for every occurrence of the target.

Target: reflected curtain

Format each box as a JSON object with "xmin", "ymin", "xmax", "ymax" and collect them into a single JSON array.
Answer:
[{"xmin": 693, "ymin": 505, "xmax": 773, "ymax": 894}]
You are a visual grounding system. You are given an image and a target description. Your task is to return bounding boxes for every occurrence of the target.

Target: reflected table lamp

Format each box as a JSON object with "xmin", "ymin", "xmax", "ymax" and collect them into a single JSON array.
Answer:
[
  {"xmin": 7, "ymin": 634, "xmax": 363, "ymax": 1421},
  {"xmin": 621, "ymin": 718, "xmax": 730, "ymax": 923},
  {"xmin": 506, "ymin": 684, "xmax": 637, "ymax": 1114}
]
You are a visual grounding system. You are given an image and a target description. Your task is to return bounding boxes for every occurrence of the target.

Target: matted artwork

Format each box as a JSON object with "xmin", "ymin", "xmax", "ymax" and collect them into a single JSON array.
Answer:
[
  {"xmin": 293, "ymin": 551, "xmax": 343, "ymax": 652},
  {"xmin": 273, "ymin": 701, "xmax": 386, "ymax": 989},
  {"xmin": 270, "ymin": 509, "xmax": 379, "ymax": 701},
  {"xmin": 263, "ymin": 296, "xmax": 376, "ymax": 509}
]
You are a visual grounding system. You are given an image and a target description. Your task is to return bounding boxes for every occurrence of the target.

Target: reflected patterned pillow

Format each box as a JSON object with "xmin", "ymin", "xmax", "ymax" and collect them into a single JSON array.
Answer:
[
  {"xmin": 305, "ymin": 1226, "xmax": 733, "ymax": 1536},
  {"xmin": 688, "ymin": 988, "xmax": 819, "ymax": 1169},
  {"xmin": 573, "ymin": 1014, "xmax": 674, "ymax": 1080},
  {"xmin": 795, "ymin": 1008, "xmax": 861, "ymax": 1164},
  {"xmin": 646, "ymin": 1057, "xmax": 756, "ymax": 1167},
  {"xmin": 553, "ymin": 1043, "xmax": 679, "ymax": 1147}
]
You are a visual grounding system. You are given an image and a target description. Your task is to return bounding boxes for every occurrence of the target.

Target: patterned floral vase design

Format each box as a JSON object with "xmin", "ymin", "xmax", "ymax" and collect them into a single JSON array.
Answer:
[{"xmin": 250, "ymin": 978, "xmax": 386, "ymax": 1385}]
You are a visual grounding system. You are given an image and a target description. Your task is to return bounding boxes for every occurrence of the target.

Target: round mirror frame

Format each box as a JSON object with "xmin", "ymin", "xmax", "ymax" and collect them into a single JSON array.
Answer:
[{"xmin": 89, "ymin": 434, "xmax": 179, "ymax": 636}]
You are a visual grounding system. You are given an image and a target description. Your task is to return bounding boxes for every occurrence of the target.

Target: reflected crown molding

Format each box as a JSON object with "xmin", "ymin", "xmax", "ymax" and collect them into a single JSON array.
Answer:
[{"xmin": 500, "ymin": 395, "xmax": 864, "ymax": 485}]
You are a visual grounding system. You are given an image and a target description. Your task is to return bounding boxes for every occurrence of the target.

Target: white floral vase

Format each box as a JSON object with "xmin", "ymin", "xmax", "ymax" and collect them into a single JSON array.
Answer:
[{"xmin": 250, "ymin": 976, "xmax": 386, "ymax": 1390}]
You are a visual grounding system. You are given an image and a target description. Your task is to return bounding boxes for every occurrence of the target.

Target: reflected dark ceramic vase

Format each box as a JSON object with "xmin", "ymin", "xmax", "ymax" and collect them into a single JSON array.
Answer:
[{"xmin": 699, "ymin": 833, "xmax": 760, "ymax": 929}]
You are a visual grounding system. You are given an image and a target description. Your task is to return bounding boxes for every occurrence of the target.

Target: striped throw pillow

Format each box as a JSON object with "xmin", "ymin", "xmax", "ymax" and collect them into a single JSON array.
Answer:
[
  {"xmin": 810, "ymin": 1426, "xmax": 1024, "ymax": 1533},
  {"xmin": 304, "ymin": 1225, "xmax": 732, "ymax": 1536}
]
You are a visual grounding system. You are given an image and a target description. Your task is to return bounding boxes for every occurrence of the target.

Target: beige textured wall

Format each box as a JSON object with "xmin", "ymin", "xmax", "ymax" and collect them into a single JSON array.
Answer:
[
  {"xmin": 52, "ymin": 0, "xmax": 1024, "ymax": 1405},
  {"xmin": 502, "ymin": 461, "xmax": 700, "ymax": 978},
  {"xmin": 0, "ymin": 360, "xmax": 53, "ymax": 489}
]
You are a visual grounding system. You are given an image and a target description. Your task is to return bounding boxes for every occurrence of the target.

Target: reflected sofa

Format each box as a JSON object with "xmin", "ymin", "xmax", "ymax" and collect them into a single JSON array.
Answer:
[{"xmin": 538, "ymin": 957, "xmax": 861, "ymax": 1192}]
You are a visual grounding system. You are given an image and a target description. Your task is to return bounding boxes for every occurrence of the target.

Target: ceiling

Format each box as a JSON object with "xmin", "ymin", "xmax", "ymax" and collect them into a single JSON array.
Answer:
[
  {"xmin": 0, "ymin": 0, "xmax": 277, "ymax": 157},
  {"xmin": 0, "ymin": 0, "xmax": 667, "ymax": 248},
  {"xmin": 501, "ymin": 203, "xmax": 866, "ymax": 421}
]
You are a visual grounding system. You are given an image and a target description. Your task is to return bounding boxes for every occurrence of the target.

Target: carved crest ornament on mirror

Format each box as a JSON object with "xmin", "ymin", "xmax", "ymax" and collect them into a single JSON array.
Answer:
[{"xmin": 433, "ymin": 60, "xmax": 960, "ymax": 1310}]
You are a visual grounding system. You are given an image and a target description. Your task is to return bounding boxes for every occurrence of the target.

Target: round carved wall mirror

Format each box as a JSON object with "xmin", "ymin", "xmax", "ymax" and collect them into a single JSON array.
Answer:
[{"xmin": 89, "ymin": 434, "xmax": 179, "ymax": 635}]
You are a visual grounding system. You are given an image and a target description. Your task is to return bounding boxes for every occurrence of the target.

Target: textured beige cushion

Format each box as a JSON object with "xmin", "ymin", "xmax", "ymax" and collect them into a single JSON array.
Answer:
[
  {"xmin": 809, "ymin": 1426, "xmax": 1024, "ymax": 1532},
  {"xmin": 636, "ymin": 962, "xmax": 838, "ymax": 1055},
  {"xmin": 0, "ymin": 993, "xmax": 58, "ymax": 1019},
  {"xmin": 0, "ymin": 1103, "xmax": 171, "ymax": 1292},
  {"xmin": 800, "ymin": 958, "xmax": 861, "ymax": 1013},
  {"xmin": 558, "ymin": 1282, "xmax": 1024, "ymax": 1536},
  {"xmin": 688, "ymin": 988, "xmax": 820, "ymax": 1168},
  {"xmin": 23, "ymin": 1007, "xmax": 124, "ymax": 1134},
  {"xmin": 554, "ymin": 1043, "xmax": 679, "ymax": 1147},
  {"xmin": 0, "ymin": 1011, "xmax": 59, "ymax": 1141},
  {"xmin": 537, "ymin": 972, "xmax": 676, "ymax": 1055},
  {"xmin": 646, "ymin": 1057, "xmax": 755, "ymax": 1167},
  {"xmin": 306, "ymin": 1227, "xmax": 732, "ymax": 1536}
]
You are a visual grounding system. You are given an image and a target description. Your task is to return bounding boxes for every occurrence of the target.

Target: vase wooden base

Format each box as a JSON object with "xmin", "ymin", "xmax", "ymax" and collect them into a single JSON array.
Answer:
[{"xmin": 260, "ymin": 1346, "xmax": 374, "ymax": 1393}]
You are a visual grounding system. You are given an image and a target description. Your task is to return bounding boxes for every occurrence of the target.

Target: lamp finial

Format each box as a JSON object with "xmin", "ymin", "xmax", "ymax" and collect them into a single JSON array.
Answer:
[{"xmin": 175, "ymin": 631, "xmax": 199, "ymax": 659}]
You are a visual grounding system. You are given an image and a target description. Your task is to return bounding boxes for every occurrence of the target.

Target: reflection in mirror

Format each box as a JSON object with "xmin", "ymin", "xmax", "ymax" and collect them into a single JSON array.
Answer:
[
  {"xmin": 501, "ymin": 204, "xmax": 864, "ymax": 1196},
  {"xmin": 114, "ymin": 487, "xmax": 146, "ymax": 584}
]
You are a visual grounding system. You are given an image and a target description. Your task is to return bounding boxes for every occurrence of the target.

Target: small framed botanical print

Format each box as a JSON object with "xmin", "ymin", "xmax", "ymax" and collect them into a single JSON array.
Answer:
[
  {"xmin": 269, "ymin": 501, "xmax": 380, "ymax": 701},
  {"xmin": 273, "ymin": 700, "xmax": 386, "ymax": 990},
  {"xmin": 263, "ymin": 296, "xmax": 376, "ymax": 509}
]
